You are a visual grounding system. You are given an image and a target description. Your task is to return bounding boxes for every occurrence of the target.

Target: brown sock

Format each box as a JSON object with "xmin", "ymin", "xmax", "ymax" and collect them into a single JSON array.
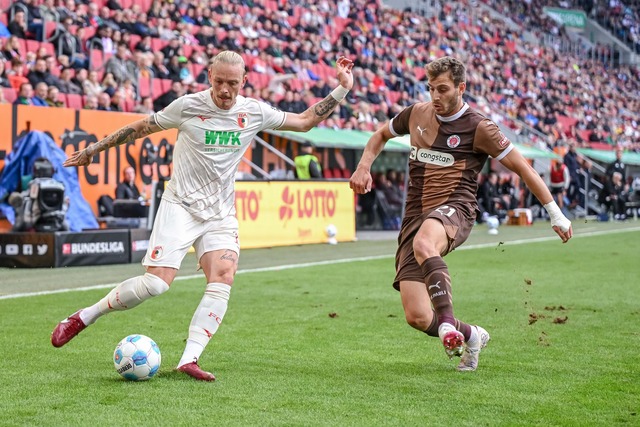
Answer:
[{"xmin": 420, "ymin": 256, "xmax": 455, "ymax": 327}]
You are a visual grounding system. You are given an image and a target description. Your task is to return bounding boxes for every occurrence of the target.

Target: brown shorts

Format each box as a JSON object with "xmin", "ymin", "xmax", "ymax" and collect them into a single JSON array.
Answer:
[{"xmin": 393, "ymin": 205, "xmax": 475, "ymax": 290}]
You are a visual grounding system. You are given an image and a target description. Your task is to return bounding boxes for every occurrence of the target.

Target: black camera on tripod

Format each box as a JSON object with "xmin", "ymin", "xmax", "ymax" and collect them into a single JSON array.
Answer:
[{"xmin": 10, "ymin": 157, "xmax": 69, "ymax": 232}]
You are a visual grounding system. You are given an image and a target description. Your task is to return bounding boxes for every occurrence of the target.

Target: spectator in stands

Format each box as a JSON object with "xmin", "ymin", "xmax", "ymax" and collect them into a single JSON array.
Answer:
[
  {"xmin": 151, "ymin": 52, "xmax": 171, "ymax": 80},
  {"xmin": 115, "ymin": 166, "xmax": 141, "ymax": 200},
  {"xmin": 0, "ymin": 60, "xmax": 10, "ymax": 88},
  {"xmin": 51, "ymin": 17, "xmax": 86, "ymax": 69},
  {"xmin": 374, "ymin": 173, "xmax": 403, "ymax": 230},
  {"xmin": 153, "ymin": 80, "xmax": 183, "ymax": 111},
  {"xmin": 606, "ymin": 148, "xmax": 626, "ymax": 182},
  {"xmin": 166, "ymin": 55, "xmax": 183, "ymax": 82},
  {"xmin": 83, "ymin": 70, "xmax": 103, "ymax": 97},
  {"xmin": 32, "ymin": 82, "xmax": 49, "ymax": 106},
  {"xmin": 83, "ymin": 94, "xmax": 98, "ymax": 110},
  {"xmin": 161, "ymin": 38, "xmax": 182, "ymax": 62},
  {"xmin": 97, "ymin": 92, "xmax": 112, "ymax": 111},
  {"xmin": 45, "ymin": 85, "xmax": 64, "ymax": 108},
  {"xmin": 8, "ymin": 10, "xmax": 28, "ymax": 40},
  {"xmin": 134, "ymin": 35, "xmax": 153, "ymax": 54},
  {"xmin": 599, "ymin": 171, "xmax": 628, "ymax": 220},
  {"xmin": 294, "ymin": 142, "xmax": 322, "ymax": 179},
  {"xmin": 88, "ymin": 25, "xmax": 114, "ymax": 54},
  {"xmin": 563, "ymin": 143, "xmax": 581, "ymax": 207},
  {"xmin": 13, "ymin": 82, "xmax": 36, "ymax": 106},
  {"xmin": 2, "ymin": 36, "xmax": 22, "ymax": 61},
  {"xmin": 549, "ymin": 161, "xmax": 570, "ymax": 212},
  {"xmin": 105, "ymin": 42, "xmax": 137, "ymax": 86},
  {"xmin": 101, "ymin": 72, "xmax": 118, "ymax": 97},
  {"xmin": 109, "ymin": 91, "xmax": 124, "ymax": 112},
  {"xmin": 134, "ymin": 96, "xmax": 154, "ymax": 114},
  {"xmin": 57, "ymin": 67, "xmax": 82, "ymax": 95},
  {"xmin": 27, "ymin": 59, "xmax": 59, "ymax": 89}
]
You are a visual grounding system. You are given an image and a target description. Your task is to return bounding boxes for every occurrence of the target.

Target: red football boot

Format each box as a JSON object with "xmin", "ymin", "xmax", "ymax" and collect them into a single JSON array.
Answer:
[
  {"xmin": 177, "ymin": 362, "xmax": 216, "ymax": 381},
  {"xmin": 51, "ymin": 311, "xmax": 88, "ymax": 348}
]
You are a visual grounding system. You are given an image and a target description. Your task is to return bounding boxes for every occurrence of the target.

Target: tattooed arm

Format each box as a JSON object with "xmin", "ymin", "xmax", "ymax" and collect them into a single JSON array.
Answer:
[
  {"xmin": 279, "ymin": 57, "xmax": 354, "ymax": 132},
  {"xmin": 63, "ymin": 116, "xmax": 162, "ymax": 167}
]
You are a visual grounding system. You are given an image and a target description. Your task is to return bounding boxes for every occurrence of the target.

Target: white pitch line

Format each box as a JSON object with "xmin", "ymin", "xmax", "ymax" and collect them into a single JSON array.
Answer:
[{"xmin": 1, "ymin": 226, "xmax": 638, "ymax": 301}]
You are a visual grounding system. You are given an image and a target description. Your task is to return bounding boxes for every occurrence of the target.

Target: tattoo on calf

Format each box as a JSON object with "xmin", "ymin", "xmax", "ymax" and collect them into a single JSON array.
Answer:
[{"xmin": 313, "ymin": 96, "xmax": 339, "ymax": 117}]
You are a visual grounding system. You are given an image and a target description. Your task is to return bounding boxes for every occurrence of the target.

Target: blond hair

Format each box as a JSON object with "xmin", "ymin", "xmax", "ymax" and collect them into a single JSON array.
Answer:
[
  {"xmin": 209, "ymin": 50, "xmax": 245, "ymax": 72},
  {"xmin": 426, "ymin": 57, "xmax": 466, "ymax": 86}
]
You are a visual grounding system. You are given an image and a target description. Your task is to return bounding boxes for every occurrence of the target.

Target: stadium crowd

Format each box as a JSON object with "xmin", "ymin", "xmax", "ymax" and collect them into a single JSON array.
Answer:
[{"xmin": 0, "ymin": 0, "xmax": 639, "ymax": 155}]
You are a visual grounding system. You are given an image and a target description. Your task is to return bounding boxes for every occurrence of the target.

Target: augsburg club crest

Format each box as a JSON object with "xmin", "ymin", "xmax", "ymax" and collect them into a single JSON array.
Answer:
[{"xmin": 237, "ymin": 113, "xmax": 248, "ymax": 128}]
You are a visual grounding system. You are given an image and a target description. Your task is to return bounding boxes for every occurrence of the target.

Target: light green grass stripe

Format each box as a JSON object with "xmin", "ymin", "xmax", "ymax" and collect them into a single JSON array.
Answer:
[{"xmin": 1, "ymin": 226, "xmax": 638, "ymax": 300}]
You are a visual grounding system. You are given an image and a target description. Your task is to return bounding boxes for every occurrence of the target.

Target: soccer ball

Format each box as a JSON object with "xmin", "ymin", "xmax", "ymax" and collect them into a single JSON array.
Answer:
[
  {"xmin": 486, "ymin": 216, "xmax": 500, "ymax": 235},
  {"xmin": 325, "ymin": 224, "xmax": 338, "ymax": 245},
  {"xmin": 113, "ymin": 334, "xmax": 161, "ymax": 381}
]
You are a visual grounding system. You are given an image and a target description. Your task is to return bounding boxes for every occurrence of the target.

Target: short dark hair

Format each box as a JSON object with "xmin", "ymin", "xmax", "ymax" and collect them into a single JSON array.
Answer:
[{"xmin": 426, "ymin": 57, "xmax": 466, "ymax": 86}]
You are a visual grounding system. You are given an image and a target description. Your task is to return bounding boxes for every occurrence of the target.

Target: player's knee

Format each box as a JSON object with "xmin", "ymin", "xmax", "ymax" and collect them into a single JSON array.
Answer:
[
  {"xmin": 405, "ymin": 312, "xmax": 430, "ymax": 331},
  {"xmin": 141, "ymin": 273, "xmax": 170, "ymax": 296},
  {"xmin": 208, "ymin": 269, "xmax": 235, "ymax": 286},
  {"xmin": 413, "ymin": 239, "xmax": 439, "ymax": 262}
]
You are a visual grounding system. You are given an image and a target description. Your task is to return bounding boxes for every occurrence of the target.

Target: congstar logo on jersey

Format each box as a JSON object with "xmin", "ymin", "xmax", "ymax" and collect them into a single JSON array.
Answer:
[
  {"xmin": 409, "ymin": 148, "xmax": 454, "ymax": 166},
  {"xmin": 204, "ymin": 130, "xmax": 243, "ymax": 153}
]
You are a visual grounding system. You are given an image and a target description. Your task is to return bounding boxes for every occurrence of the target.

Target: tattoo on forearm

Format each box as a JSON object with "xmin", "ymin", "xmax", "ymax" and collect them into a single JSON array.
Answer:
[
  {"xmin": 88, "ymin": 118, "xmax": 158, "ymax": 156},
  {"xmin": 313, "ymin": 96, "xmax": 339, "ymax": 118}
]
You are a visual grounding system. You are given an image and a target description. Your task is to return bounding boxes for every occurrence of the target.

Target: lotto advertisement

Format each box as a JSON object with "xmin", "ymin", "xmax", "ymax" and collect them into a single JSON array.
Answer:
[{"xmin": 234, "ymin": 181, "xmax": 355, "ymax": 248}]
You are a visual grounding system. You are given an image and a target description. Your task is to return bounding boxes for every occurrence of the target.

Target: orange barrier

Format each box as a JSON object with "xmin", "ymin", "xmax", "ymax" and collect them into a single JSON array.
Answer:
[{"xmin": 0, "ymin": 105, "xmax": 356, "ymax": 248}]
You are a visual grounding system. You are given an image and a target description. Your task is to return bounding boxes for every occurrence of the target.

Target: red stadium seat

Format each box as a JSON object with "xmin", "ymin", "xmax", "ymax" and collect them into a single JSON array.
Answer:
[
  {"xmin": 138, "ymin": 76, "xmax": 151, "ymax": 98},
  {"xmin": 2, "ymin": 87, "xmax": 17, "ymax": 104},
  {"xmin": 65, "ymin": 93, "xmax": 83, "ymax": 110},
  {"xmin": 151, "ymin": 78, "xmax": 164, "ymax": 97},
  {"xmin": 40, "ymin": 41, "xmax": 55, "ymax": 57}
]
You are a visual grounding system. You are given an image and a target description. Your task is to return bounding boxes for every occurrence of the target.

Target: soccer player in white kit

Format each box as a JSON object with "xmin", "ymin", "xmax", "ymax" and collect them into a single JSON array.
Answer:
[{"xmin": 52, "ymin": 51, "xmax": 355, "ymax": 381}]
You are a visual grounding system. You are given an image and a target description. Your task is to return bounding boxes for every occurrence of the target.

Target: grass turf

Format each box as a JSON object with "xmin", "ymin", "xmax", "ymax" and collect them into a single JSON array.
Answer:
[{"xmin": 0, "ymin": 229, "xmax": 638, "ymax": 426}]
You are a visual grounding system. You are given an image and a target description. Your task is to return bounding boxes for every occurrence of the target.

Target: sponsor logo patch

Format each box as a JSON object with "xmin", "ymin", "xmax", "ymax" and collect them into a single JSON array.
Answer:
[{"xmin": 409, "ymin": 148, "xmax": 455, "ymax": 166}]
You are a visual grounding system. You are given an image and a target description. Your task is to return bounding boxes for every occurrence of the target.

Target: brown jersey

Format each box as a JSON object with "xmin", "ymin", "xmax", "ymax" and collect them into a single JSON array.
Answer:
[{"xmin": 390, "ymin": 102, "xmax": 512, "ymax": 219}]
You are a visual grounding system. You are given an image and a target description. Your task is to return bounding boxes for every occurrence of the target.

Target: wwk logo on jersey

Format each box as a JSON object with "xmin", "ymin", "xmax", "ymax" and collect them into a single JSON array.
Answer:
[
  {"xmin": 237, "ymin": 113, "xmax": 248, "ymax": 128},
  {"xmin": 205, "ymin": 130, "xmax": 241, "ymax": 146},
  {"xmin": 446, "ymin": 135, "xmax": 461, "ymax": 148}
]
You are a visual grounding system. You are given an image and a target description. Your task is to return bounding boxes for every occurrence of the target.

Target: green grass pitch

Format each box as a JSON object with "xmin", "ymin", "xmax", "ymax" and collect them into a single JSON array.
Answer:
[{"xmin": 0, "ymin": 224, "xmax": 638, "ymax": 426}]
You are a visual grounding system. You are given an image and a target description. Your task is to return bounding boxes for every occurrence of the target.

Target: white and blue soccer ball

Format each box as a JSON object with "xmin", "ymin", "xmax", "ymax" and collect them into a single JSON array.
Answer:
[
  {"xmin": 486, "ymin": 216, "xmax": 500, "ymax": 235},
  {"xmin": 113, "ymin": 334, "xmax": 161, "ymax": 381},
  {"xmin": 325, "ymin": 224, "xmax": 338, "ymax": 244}
]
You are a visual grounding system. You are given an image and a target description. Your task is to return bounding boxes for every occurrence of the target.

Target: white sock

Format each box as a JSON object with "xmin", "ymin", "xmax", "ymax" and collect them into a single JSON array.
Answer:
[
  {"xmin": 466, "ymin": 326, "xmax": 480, "ymax": 348},
  {"xmin": 177, "ymin": 282, "xmax": 231, "ymax": 368},
  {"xmin": 79, "ymin": 273, "xmax": 169, "ymax": 325}
]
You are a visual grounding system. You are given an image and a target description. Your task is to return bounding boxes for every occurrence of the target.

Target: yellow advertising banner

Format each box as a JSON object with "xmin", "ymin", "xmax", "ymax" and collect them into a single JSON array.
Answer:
[{"xmin": 235, "ymin": 181, "xmax": 355, "ymax": 248}]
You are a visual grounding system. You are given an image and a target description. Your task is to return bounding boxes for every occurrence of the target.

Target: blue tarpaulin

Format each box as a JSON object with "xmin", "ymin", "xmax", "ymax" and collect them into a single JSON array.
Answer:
[{"xmin": 0, "ymin": 131, "xmax": 98, "ymax": 231}]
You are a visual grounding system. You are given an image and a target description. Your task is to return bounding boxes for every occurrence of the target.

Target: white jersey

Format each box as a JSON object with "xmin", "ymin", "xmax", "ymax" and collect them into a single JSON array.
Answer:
[{"xmin": 153, "ymin": 91, "xmax": 286, "ymax": 221}]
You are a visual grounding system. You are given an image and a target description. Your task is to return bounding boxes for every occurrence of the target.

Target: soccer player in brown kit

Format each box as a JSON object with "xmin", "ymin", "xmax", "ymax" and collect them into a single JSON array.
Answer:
[{"xmin": 349, "ymin": 57, "xmax": 573, "ymax": 371}]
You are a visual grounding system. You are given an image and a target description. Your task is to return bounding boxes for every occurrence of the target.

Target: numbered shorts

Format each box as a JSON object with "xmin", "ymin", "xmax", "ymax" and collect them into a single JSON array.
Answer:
[
  {"xmin": 143, "ymin": 200, "xmax": 240, "ymax": 269},
  {"xmin": 393, "ymin": 205, "xmax": 475, "ymax": 290}
]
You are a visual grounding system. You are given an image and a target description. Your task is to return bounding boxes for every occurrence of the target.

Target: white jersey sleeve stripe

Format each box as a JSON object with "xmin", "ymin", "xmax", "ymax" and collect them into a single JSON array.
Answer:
[
  {"xmin": 388, "ymin": 118, "xmax": 399, "ymax": 137},
  {"xmin": 495, "ymin": 143, "xmax": 514, "ymax": 161}
]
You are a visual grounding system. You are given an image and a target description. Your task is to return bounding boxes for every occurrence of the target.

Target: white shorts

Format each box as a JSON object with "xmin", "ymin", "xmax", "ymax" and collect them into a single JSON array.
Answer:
[{"xmin": 142, "ymin": 200, "xmax": 240, "ymax": 269}]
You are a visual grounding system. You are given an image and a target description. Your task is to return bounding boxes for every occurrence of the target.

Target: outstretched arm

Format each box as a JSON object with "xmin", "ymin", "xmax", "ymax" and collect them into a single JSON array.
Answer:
[
  {"xmin": 500, "ymin": 148, "xmax": 573, "ymax": 243},
  {"xmin": 279, "ymin": 57, "xmax": 354, "ymax": 132},
  {"xmin": 63, "ymin": 116, "xmax": 162, "ymax": 167},
  {"xmin": 349, "ymin": 123, "xmax": 394, "ymax": 194}
]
